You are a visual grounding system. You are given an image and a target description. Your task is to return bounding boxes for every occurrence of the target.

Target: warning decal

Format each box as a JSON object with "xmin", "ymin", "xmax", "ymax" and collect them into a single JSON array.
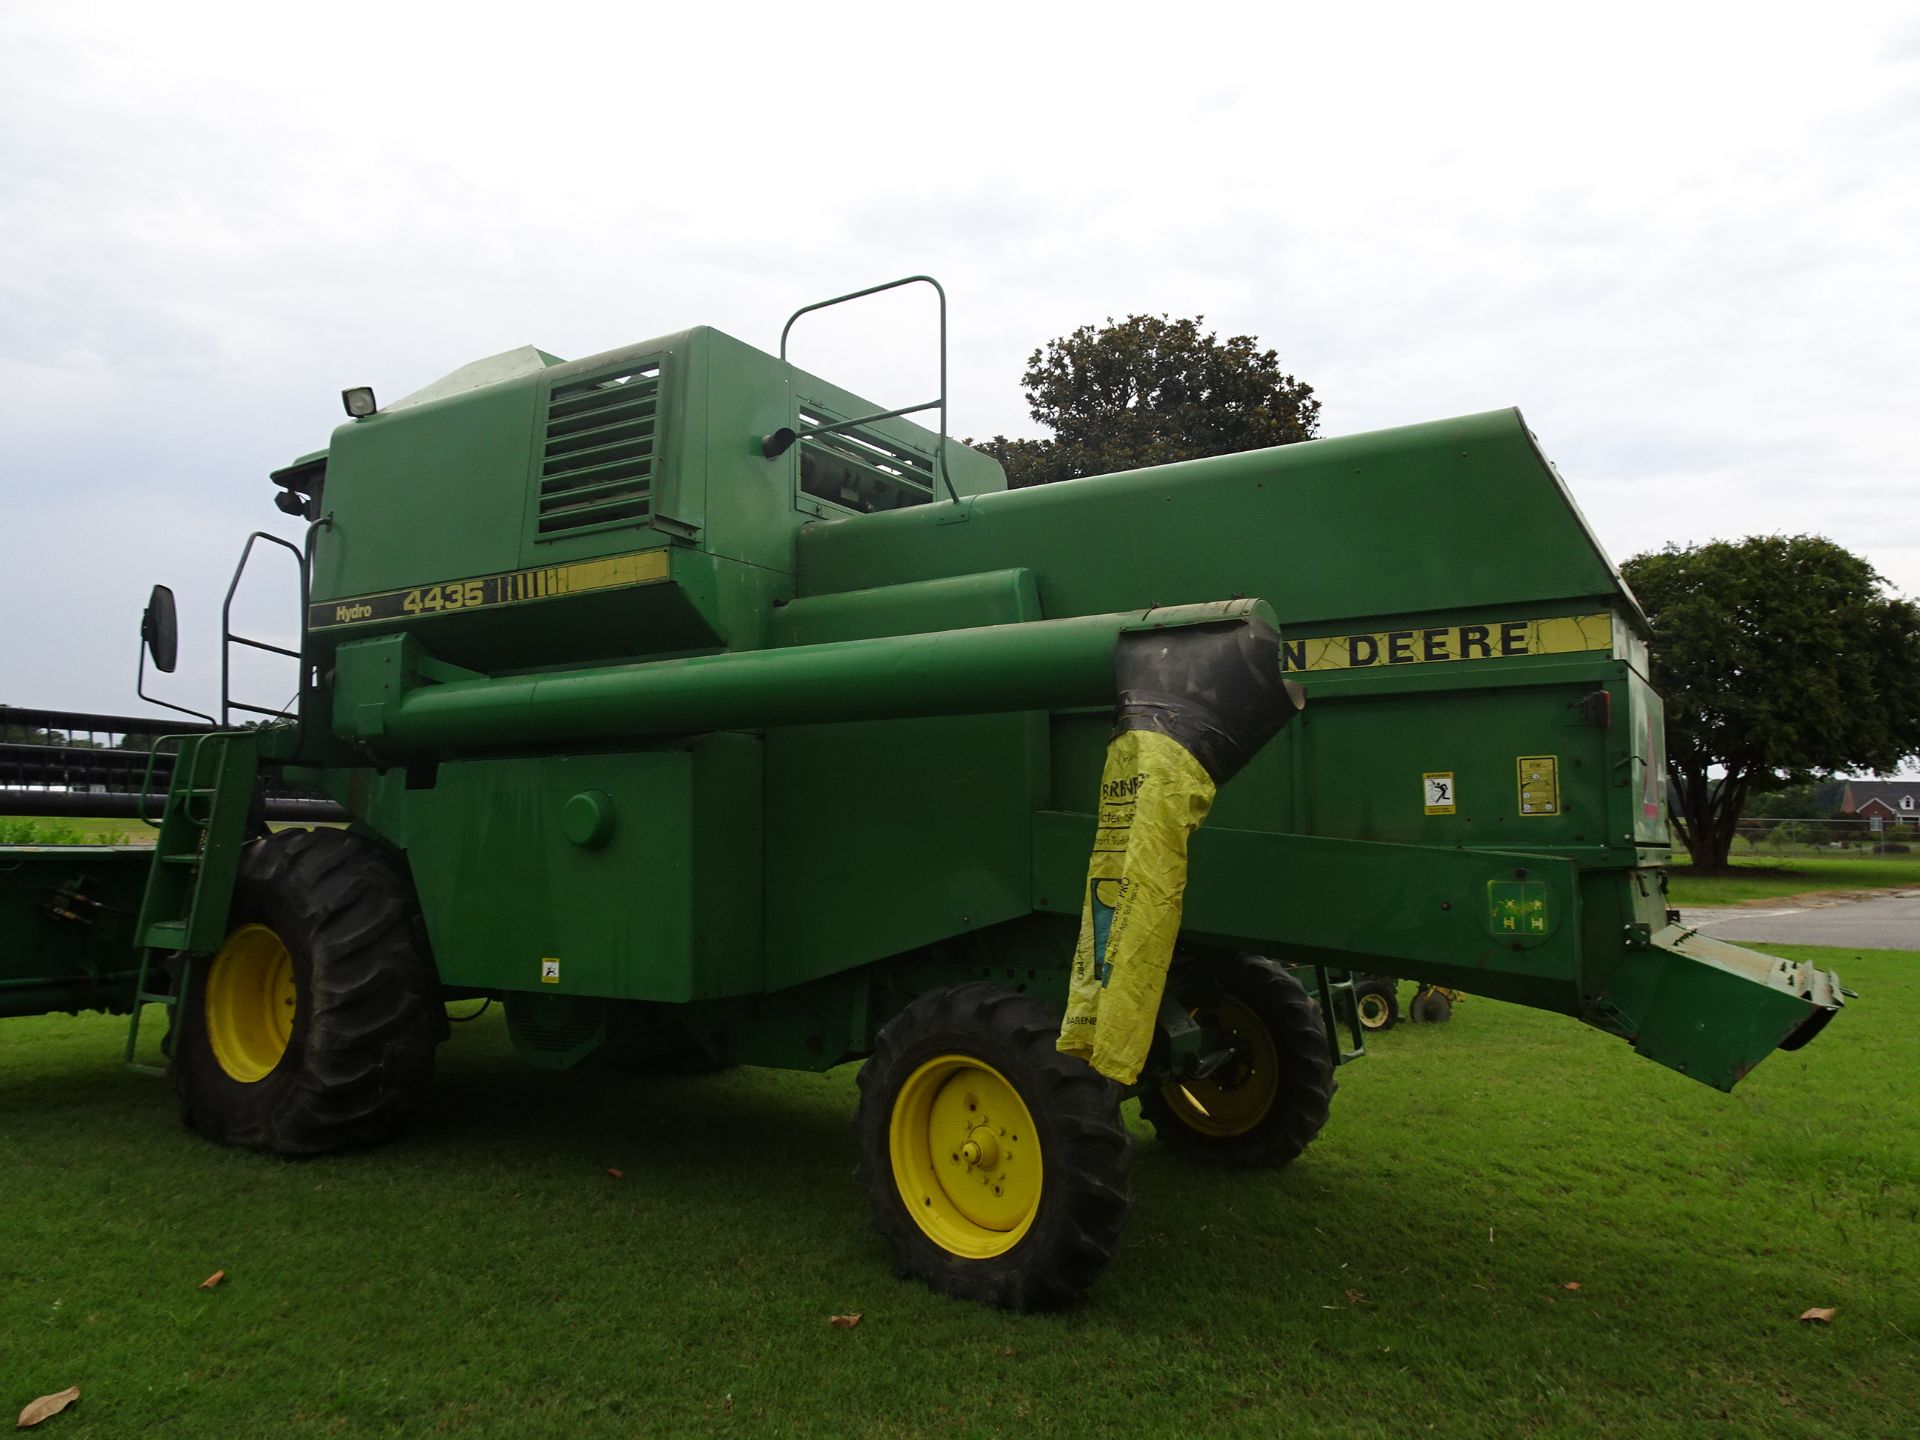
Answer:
[
  {"xmin": 1282, "ymin": 612, "xmax": 1613, "ymax": 672},
  {"xmin": 1487, "ymin": 880, "xmax": 1551, "ymax": 938},
  {"xmin": 540, "ymin": 957, "xmax": 561, "ymax": 984},
  {"xmin": 1517, "ymin": 755, "xmax": 1561, "ymax": 816},
  {"xmin": 1423, "ymin": 772, "xmax": 1457, "ymax": 815}
]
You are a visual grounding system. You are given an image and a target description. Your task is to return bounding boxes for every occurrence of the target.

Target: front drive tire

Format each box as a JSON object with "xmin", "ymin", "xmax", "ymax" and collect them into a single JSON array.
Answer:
[
  {"xmin": 854, "ymin": 983, "xmax": 1132, "ymax": 1310},
  {"xmin": 171, "ymin": 828, "xmax": 442, "ymax": 1155},
  {"xmin": 1139, "ymin": 953, "xmax": 1335, "ymax": 1168}
]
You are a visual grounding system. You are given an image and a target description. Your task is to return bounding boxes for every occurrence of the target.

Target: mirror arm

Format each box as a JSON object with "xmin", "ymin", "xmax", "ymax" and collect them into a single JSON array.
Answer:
[{"xmin": 135, "ymin": 632, "xmax": 215, "ymax": 726}]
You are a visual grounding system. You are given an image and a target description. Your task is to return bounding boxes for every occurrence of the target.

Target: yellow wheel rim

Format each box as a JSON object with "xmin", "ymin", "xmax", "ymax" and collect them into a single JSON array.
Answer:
[
  {"xmin": 1357, "ymin": 992, "xmax": 1393, "ymax": 1030},
  {"xmin": 1158, "ymin": 995, "xmax": 1278, "ymax": 1138},
  {"xmin": 204, "ymin": 923, "xmax": 297, "ymax": 1084},
  {"xmin": 888, "ymin": 1055, "xmax": 1042, "ymax": 1259}
]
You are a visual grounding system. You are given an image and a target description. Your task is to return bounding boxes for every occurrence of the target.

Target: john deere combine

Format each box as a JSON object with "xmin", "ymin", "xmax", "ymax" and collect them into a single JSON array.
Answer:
[{"xmin": 0, "ymin": 278, "xmax": 1846, "ymax": 1308}]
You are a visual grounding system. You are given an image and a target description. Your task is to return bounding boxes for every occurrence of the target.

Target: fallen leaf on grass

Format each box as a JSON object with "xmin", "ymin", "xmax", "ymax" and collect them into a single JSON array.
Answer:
[
  {"xmin": 16, "ymin": 1386, "xmax": 80, "ymax": 1428},
  {"xmin": 1561, "ymin": 1281, "xmax": 1582, "ymax": 1291},
  {"xmin": 606, "ymin": 1168, "xmax": 624, "ymax": 1180},
  {"xmin": 1799, "ymin": 1307, "xmax": 1837, "ymax": 1324},
  {"xmin": 829, "ymin": 1314, "xmax": 862, "ymax": 1330},
  {"xmin": 199, "ymin": 1270, "xmax": 225, "ymax": 1290},
  {"xmin": 1344, "ymin": 1290, "xmax": 1366, "ymax": 1305}
]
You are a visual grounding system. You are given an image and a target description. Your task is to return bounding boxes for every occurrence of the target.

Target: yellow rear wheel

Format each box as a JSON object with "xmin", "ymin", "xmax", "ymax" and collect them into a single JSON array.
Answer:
[
  {"xmin": 1138, "ymin": 954, "xmax": 1334, "ymax": 1168},
  {"xmin": 1156, "ymin": 995, "xmax": 1279, "ymax": 1138},
  {"xmin": 888, "ymin": 1055, "xmax": 1042, "ymax": 1259},
  {"xmin": 203, "ymin": 923, "xmax": 297, "ymax": 1083}
]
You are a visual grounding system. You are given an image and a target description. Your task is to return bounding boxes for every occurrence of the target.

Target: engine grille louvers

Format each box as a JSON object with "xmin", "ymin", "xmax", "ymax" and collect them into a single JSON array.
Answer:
[{"xmin": 536, "ymin": 362, "xmax": 660, "ymax": 539}]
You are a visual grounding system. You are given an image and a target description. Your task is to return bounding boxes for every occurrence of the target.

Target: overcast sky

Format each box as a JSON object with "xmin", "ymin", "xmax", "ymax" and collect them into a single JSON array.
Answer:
[{"xmin": 2, "ymin": 2, "xmax": 1915, "ymax": 729}]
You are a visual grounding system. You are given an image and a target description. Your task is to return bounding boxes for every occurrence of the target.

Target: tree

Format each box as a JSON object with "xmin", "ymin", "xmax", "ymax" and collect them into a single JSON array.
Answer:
[
  {"xmin": 1741, "ymin": 779, "xmax": 1841, "ymax": 822},
  {"xmin": 971, "ymin": 315, "xmax": 1320, "ymax": 488},
  {"xmin": 1620, "ymin": 535, "xmax": 1920, "ymax": 869}
]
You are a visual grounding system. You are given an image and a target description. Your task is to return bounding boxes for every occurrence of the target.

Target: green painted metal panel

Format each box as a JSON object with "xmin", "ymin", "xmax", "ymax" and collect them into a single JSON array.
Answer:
[
  {"xmin": 0, "ymin": 847, "xmax": 150, "ymax": 1019},
  {"xmin": 766, "ymin": 570, "xmax": 1047, "ymax": 991},
  {"xmin": 1585, "ymin": 927, "xmax": 1843, "ymax": 1091},
  {"xmin": 312, "ymin": 360, "xmax": 552, "ymax": 601},
  {"xmin": 792, "ymin": 409, "xmax": 1636, "ymax": 631},
  {"xmin": 769, "ymin": 568, "xmax": 1041, "ymax": 647},
  {"xmin": 1031, "ymin": 813, "xmax": 1583, "ymax": 1015},
  {"xmin": 405, "ymin": 736, "xmax": 762, "ymax": 1003}
]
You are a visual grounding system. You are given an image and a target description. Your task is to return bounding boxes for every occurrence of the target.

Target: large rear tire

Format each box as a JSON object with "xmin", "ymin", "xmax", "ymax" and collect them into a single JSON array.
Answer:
[
  {"xmin": 1140, "ymin": 954, "xmax": 1334, "ymax": 1168},
  {"xmin": 171, "ymin": 828, "xmax": 442, "ymax": 1155},
  {"xmin": 854, "ymin": 983, "xmax": 1132, "ymax": 1310}
]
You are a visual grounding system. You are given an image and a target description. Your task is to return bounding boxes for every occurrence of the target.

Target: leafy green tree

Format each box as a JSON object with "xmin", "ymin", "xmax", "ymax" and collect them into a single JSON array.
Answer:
[
  {"xmin": 1742, "ymin": 779, "xmax": 1841, "ymax": 821},
  {"xmin": 971, "ymin": 315, "xmax": 1320, "ymax": 487},
  {"xmin": 1621, "ymin": 536, "xmax": 1920, "ymax": 869}
]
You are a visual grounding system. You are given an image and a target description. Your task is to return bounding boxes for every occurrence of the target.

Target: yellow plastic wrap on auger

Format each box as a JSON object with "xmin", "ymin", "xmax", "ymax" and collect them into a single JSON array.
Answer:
[{"xmin": 1057, "ymin": 729, "xmax": 1218, "ymax": 1084}]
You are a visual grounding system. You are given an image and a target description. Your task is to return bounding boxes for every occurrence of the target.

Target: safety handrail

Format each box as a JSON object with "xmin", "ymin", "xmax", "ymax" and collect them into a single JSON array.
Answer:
[
  {"xmin": 776, "ymin": 275, "xmax": 957, "ymax": 504},
  {"xmin": 221, "ymin": 531, "xmax": 307, "ymax": 729}
]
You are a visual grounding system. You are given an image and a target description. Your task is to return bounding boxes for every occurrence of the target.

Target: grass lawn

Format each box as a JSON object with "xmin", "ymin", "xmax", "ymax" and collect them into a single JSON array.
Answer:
[
  {"xmin": 2, "ymin": 945, "xmax": 1914, "ymax": 1439},
  {"xmin": 0, "ymin": 817, "xmax": 149, "ymax": 846},
  {"xmin": 0, "ymin": 818, "xmax": 335, "ymax": 847},
  {"xmin": 1664, "ymin": 856, "xmax": 1920, "ymax": 906}
]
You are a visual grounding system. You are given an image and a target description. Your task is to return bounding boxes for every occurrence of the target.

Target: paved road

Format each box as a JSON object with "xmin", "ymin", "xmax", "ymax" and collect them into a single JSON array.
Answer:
[{"xmin": 1678, "ymin": 891, "xmax": 1920, "ymax": 950}]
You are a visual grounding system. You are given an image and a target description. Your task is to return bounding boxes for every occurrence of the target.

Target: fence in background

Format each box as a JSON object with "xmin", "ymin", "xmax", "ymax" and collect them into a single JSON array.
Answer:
[{"xmin": 1723, "ymin": 815, "xmax": 1919, "ymax": 859}]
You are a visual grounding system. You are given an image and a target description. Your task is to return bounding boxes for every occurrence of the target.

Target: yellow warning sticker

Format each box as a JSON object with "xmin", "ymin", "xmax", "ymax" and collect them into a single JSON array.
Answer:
[
  {"xmin": 1282, "ymin": 613, "xmax": 1613, "ymax": 672},
  {"xmin": 1423, "ymin": 772, "xmax": 1457, "ymax": 815},
  {"xmin": 1518, "ymin": 755, "xmax": 1560, "ymax": 816},
  {"xmin": 540, "ymin": 957, "xmax": 561, "ymax": 984}
]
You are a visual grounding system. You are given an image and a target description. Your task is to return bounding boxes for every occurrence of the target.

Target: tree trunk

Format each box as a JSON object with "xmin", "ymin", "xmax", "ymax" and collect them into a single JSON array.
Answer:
[{"xmin": 1668, "ymin": 767, "xmax": 1752, "ymax": 870}]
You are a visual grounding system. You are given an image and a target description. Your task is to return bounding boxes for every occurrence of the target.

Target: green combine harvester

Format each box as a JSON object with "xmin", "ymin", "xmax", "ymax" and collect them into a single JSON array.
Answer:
[{"xmin": 0, "ymin": 278, "xmax": 1845, "ymax": 1309}]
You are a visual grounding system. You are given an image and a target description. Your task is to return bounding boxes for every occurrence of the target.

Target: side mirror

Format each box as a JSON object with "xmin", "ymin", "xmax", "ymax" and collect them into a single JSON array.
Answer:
[{"xmin": 141, "ymin": 584, "xmax": 178, "ymax": 674}]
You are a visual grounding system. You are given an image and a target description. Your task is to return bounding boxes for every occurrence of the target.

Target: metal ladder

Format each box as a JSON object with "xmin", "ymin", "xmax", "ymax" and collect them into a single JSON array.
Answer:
[
  {"xmin": 123, "ymin": 731, "xmax": 260, "ymax": 1075},
  {"xmin": 1314, "ymin": 967, "xmax": 1369, "ymax": 1064}
]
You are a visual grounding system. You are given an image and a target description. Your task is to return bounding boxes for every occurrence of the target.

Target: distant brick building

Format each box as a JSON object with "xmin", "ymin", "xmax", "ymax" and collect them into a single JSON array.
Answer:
[{"xmin": 1838, "ymin": 780, "xmax": 1920, "ymax": 828}]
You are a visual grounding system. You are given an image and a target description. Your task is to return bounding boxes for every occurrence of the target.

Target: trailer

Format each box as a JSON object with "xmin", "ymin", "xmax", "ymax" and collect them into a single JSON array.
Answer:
[{"xmin": 0, "ymin": 278, "xmax": 1844, "ymax": 1308}]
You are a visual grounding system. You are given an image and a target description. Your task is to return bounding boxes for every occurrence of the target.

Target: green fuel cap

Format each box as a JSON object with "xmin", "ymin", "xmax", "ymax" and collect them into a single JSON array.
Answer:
[{"xmin": 563, "ymin": 790, "xmax": 616, "ymax": 849}]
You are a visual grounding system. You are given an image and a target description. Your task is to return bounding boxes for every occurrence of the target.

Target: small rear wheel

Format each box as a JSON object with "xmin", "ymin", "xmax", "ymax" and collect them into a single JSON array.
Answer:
[
  {"xmin": 172, "ymin": 828, "xmax": 442, "ymax": 1155},
  {"xmin": 855, "ymin": 983, "xmax": 1132, "ymax": 1310},
  {"xmin": 1353, "ymin": 976, "xmax": 1400, "ymax": 1032},
  {"xmin": 1140, "ymin": 954, "xmax": 1334, "ymax": 1168},
  {"xmin": 1410, "ymin": 987, "xmax": 1455, "ymax": 1024}
]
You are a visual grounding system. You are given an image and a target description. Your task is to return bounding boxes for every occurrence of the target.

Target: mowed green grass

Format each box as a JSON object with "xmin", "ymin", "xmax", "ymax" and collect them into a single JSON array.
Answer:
[
  {"xmin": 0, "ymin": 817, "xmax": 146, "ymax": 846},
  {"xmin": 2, "ymin": 946, "xmax": 1914, "ymax": 1439},
  {"xmin": 0, "ymin": 818, "xmax": 335, "ymax": 847},
  {"xmin": 1665, "ymin": 855, "xmax": 1920, "ymax": 905}
]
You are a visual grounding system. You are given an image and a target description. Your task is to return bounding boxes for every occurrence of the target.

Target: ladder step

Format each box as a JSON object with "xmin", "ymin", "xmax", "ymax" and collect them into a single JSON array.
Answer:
[
  {"xmin": 161, "ymin": 854, "xmax": 201, "ymax": 865},
  {"xmin": 134, "ymin": 991, "xmax": 177, "ymax": 1006},
  {"xmin": 125, "ymin": 1061, "xmax": 168, "ymax": 1078},
  {"xmin": 143, "ymin": 921, "xmax": 188, "ymax": 948}
]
